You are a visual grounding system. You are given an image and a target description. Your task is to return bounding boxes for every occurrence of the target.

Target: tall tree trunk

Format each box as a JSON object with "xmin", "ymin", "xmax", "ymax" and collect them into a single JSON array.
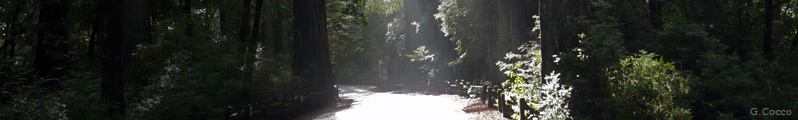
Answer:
[
  {"xmin": 183, "ymin": 0, "xmax": 192, "ymax": 38},
  {"xmin": 402, "ymin": 0, "xmax": 420, "ymax": 84},
  {"xmin": 125, "ymin": 0, "xmax": 151, "ymax": 59},
  {"xmin": 35, "ymin": 0, "xmax": 69, "ymax": 77},
  {"xmin": 541, "ymin": 0, "xmax": 593, "ymax": 118},
  {"xmin": 482, "ymin": 0, "xmax": 500, "ymax": 83},
  {"xmin": 250, "ymin": 0, "xmax": 264, "ymax": 46},
  {"xmin": 239, "ymin": 0, "xmax": 252, "ymax": 43},
  {"xmin": 649, "ymin": 0, "xmax": 663, "ymax": 30},
  {"xmin": 494, "ymin": 0, "xmax": 536, "ymax": 83},
  {"xmin": 263, "ymin": 2, "xmax": 275, "ymax": 50},
  {"xmin": 540, "ymin": 0, "xmax": 565, "ymax": 78},
  {"xmin": 764, "ymin": 0, "xmax": 773, "ymax": 59},
  {"xmin": 101, "ymin": 0, "xmax": 126, "ymax": 119},
  {"xmin": 276, "ymin": 19, "xmax": 291, "ymax": 54},
  {"xmin": 293, "ymin": 0, "xmax": 337, "ymax": 108},
  {"xmin": 220, "ymin": 12, "xmax": 227, "ymax": 32}
]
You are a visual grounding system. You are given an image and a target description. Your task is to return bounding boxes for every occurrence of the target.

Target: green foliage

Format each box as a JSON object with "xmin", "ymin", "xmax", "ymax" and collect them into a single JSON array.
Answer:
[
  {"xmin": 692, "ymin": 42, "xmax": 798, "ymax": 119},
  {"xmin": 127, "ymin": 34, "xmax": 301, "ymax": 119},
  {"xmin": 406, "ymin": 46, "xmax": 438, "ymax": 85},
  {"xmin": 497, "ymin": 41, "xmax": 573, "ymax": 120},
  {"xmin": 603, "ymin": 50, "xmax": 692, "ymax": 119}
]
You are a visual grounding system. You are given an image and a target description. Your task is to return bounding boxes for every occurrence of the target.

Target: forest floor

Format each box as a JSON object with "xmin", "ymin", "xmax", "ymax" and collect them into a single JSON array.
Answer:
[{"xmin": 296, "ymin": 85, "xmax": 508, "ymax": 120}]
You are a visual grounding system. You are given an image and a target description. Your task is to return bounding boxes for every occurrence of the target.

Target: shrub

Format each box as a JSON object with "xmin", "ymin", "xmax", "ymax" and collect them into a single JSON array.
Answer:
[
  {"xmin": 497, "ymin": 41, "xmax": 573, "ymax": 120},
  {"xmin": 603, "ymin": 50, "xmax": 692, "ymax": 119}
]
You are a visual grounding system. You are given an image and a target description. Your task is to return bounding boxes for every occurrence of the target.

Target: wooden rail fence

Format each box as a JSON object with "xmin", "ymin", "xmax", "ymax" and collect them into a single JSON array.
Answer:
[{"xmin": 446, "ymin": 81, "xmax": 534, "ymax": 120}]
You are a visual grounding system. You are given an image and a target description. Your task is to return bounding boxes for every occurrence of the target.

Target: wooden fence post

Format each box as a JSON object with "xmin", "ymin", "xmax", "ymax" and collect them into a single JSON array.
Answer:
[
  {"xmin": 201, "ymin": 112, "xmax": 208, "ymax": 120},
  {"xmin": 225, "ymin": 106, "xmax": 231, "ymax": 120},
  {"xmin": 242, "ymin": 104, "xmax": 251, "ymax": 120},
  {"xmin": 483, "ymin": 86, "xmax": 489, "ymax": 105},
  {"xmin": 487, "ymin": 87, "xmax": 495, "ymax": 109},
  {"xmin": 519, "ymin": 99, "xmax": 527, "ymax": 120}
]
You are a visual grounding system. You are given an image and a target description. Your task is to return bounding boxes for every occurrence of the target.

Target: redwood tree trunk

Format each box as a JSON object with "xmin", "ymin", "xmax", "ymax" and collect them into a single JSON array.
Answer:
[
  {"xmin": 183, "ymin": 0, "xmax": 192, "ymax": 38},
  {"xmin": 239, "ymin": 0, "xmax": 252, "ymax": 43},
  {"xmin": 649, "ymin": 0, "xmax": 663, "ymax": 30},
  {"xmin": 540, "ymin": 0, "xmax": 566, "ymax": 78},
  {"xmin": 293, "ymin": 0, "xmax": 337, "ymax": 108},
  {"xmin": 101, "ymin": 0, "xmax": 126, "ymax": 119}
]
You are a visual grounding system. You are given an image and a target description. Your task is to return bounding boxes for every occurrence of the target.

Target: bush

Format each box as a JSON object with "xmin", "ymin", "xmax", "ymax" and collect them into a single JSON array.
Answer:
[
  {"xmin": 497, "ymin": 41, "xmax": 573, "ymax": 120},
  {"xmin": 602, "ymin": 50, "xmax": 692, "ymax": 119}
]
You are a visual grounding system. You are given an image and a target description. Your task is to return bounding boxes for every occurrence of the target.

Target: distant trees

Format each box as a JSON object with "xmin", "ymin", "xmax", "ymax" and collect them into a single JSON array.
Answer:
[{"xmin": 35, "ymin": 0, "xmax": 69, "ymax": 78}]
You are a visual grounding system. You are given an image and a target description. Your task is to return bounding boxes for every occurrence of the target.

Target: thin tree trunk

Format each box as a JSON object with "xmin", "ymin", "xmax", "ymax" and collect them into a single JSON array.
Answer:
[
  {"xmin": 764, "ymin": 0, "xmax": 773, "ymax": 59},
  {"xmin": 183, "ymin": 0, "xmax": 193, "ymax": 38},
  {"xmin": 220, "ymin": 12, "xmax": 227, "ymax": 32},
  {"xmin": 250, "ymin": 0, "xmax": 264, "ymax": 46},
  {"xmin": 88, "ymin": 16, "xmax": 99, "ymax": 57},
  {"xmin": 793, "ymin": 31, "xmax": 798, "ymax": 51}
]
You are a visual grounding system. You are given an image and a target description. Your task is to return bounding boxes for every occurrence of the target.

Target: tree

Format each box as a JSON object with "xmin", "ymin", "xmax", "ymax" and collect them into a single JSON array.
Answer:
[
  {"xmin": 251, "ymin": 0, "xmax": 264, "ymax": 45},
  {"xmin": 239, "ymin": 0, "xmax": 252, "ymax": 43},
  {"xmin": 292, "ymin": 0, "xmax": 338, "ymax": 107},
  {"xmin": 183, "ymin": 0, "xmax": 192, "ymax": 38},
  {"xmin": 35, "ymin": 0, "xmax": 69, "ymax": 78},
  {"xmin": 125, "ymin": 0, "xmax": 152, "ymax": 55},
  {"xmin": 649, "ymin": 0, "xmax": 662, "ymax": 30},
  {"xmin": 101, "ymin": 0, "xmax": 126, "ymax": 118},
  {"xmin": 765, "ymin": 0, "xmax": 773, "ymax": 59}
]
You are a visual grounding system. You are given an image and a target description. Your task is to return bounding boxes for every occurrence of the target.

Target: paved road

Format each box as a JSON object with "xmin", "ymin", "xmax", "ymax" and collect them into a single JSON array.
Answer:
[{"xmin": 311, "ymin": 85, "xmax": 470, "ymax": 120}]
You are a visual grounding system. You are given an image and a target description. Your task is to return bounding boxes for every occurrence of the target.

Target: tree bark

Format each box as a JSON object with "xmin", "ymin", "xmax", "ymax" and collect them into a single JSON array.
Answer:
[
  {"xmin": 293, "ymin": 0, "xmax": 337, "ymax": 108},
  {"xmin": 263, "ymin": 1, "xmax": 275, "ymax": 50},
  {"xmin": 183, "ymin": 0, "xmax": 192, "ymax": 38},
  {"xmin": 482, "ymin": 0, "xmax": 500, "ymax": 83},
  {"xmin": 649, "ymin": 0, "xmax": 663, "ymax": 30},
  {"xmin": 494, "ymin": 0, "xmax": 536, "ymax": 83},
  {"xmin": 250, "ymin": 0, "xmax": 264, "ymax": 46},
  {"xmin": 239, "ymin": 0, "xmax": 252, "ymax": 43},
  {"xmin": 220, "ymin": 12, "xmax": 227, "ymax": 32},
  {"xmin": 540, "ymin": 0, "xmax": 565, "ymax": 78},
  {"xmin": 125, "ymin": 0, "xmax": 151, "ymax": 58},
  {"xmin": 88, "ymin": 15, "xmax": 99, "ymax": 57},
  {"xmin": 402, "ymin": 0, "xmax": 421, "ymax": 84},
  {"xmin": 101, "ymin": 0, "xmax": 126, "ymax": 119},
  {"xmin": 764, "ymin": 0, "xmax": 773, "ymax": 59},
  {"xmin": 35, "ymin": 0, "xmax": 69, "ymax": 77}
]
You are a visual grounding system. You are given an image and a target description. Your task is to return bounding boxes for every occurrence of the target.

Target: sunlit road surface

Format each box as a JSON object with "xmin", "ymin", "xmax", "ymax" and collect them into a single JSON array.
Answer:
[{"xmin": 312, "ymin": 85, "xmax": 470, "ymax": 120}]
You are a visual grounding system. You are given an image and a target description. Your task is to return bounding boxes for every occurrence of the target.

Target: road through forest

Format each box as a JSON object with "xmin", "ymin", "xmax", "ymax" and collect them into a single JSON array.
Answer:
[{"xmin": 305, "ymin": 85, "xmax": 507, "ymax": 120}]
